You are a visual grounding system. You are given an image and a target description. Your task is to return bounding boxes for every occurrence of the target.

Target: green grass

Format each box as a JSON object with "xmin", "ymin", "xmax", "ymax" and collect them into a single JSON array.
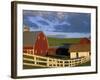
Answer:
[
  {"xmin": 77, "ymin": 61, "xmax": 91, "ymax": 66},
  {"xmin": 47, "ymin": 37, "xmax": 80, "ymax": 46},
  {"xmin": 23, "ymin": 65, "xmax": 48, "ymax": 69}
]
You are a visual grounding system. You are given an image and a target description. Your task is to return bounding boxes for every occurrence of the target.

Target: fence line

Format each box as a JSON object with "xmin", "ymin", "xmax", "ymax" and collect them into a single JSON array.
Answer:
[{"xmin": 23, "ymin": 53, "xmax": 90, "ymax": 67}]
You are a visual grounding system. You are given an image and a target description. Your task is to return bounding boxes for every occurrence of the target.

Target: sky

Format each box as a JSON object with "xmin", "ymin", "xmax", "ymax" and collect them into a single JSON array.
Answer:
[{"xmin": 23, "ymin": 10, "xmax": 91, "ymax": 38}]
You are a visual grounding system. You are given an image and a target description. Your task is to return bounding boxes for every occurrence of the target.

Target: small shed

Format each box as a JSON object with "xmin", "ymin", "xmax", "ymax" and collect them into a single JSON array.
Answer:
[
  {"xmin": 69, "ymin": 44, "xmax": 90, "ymax": 59},
  {"xmin": 79, "ymin": 38, "xmax": 90, "ymax": 44}
]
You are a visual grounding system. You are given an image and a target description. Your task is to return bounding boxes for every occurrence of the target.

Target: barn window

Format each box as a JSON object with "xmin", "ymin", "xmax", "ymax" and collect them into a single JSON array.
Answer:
[
  {"xmin": 23, "ymin": 49, "xmax": 27, "ymax": 53},
  {"xmin": 30, "ymin": 50, "xmax": 32, "ymax": 54},
  {"xmin": 26, "ymin": 50, "xmax": 28, "ymax": 53},
  {"xmin": 35, "ymin": 50, "xmax": 37, "ymax": 53},
  {"xmin": 38, "ymin": 36, "xmax": 40, "ymax": 39},
  {"xmin": 41, "ymin": 50, "xmax": 42, "ymax": 53},
  {"xmin": 43, "ymin": 37, "xmax": 45, "ymax": 40},
  {"xmin": 28, "ymin": 50, "xmax": 30, "ymax": 54},
  {"xmin": 46, "ymin": 50, "xmax": 47, "ymax": 52},
  {"xmin": 33, "ymin": 49, "xmax": 34, "ymax": 54},
  {"xmin": 28, "ymin": 50, "xmax": 31, "ymax": 54},
  {"xmin": 31, "ymin": 50, "xmax": 33, "ymax": 54}
]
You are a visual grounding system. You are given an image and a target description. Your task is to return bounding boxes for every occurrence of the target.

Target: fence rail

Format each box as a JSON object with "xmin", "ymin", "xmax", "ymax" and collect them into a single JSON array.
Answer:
[{"xmin": 23, "ymin": 53, "xmax": 90, "ymax": 68}]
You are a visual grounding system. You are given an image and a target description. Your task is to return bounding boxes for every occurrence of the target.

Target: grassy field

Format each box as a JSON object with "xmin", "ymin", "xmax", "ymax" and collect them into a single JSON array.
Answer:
[
  {"xmin": 77, "ymin": 61, "xmax": 91, "ymax": 66},
  {"xmin": 23, "ymin": 65, "xmax": 48, "ymax": 69},
  {"xmin": 47, "ymin": 37, "xmax": 80, "ymax": 46}
]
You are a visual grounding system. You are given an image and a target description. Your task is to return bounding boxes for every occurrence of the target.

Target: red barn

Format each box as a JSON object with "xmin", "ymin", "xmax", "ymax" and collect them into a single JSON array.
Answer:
[
  {"xmin": 79, "ymin": 38, "xmax": 90, "ymax": 44},
  {"xmin": 23, "ymin": 31, "xmax": 48, "ymax": 56}
]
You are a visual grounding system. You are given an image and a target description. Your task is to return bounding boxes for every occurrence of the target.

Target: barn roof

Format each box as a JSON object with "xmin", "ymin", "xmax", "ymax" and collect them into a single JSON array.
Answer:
[
  {"xmin": 79, "ymin": 38, "xmax": 90, "ymax": 44},
  {"xmin": 23, "ymin": 31, "xmax": 42, "ymax": 47},
  {"xmin": 69, "ymin": 44, "xmax": 90, "ymax": 52}
]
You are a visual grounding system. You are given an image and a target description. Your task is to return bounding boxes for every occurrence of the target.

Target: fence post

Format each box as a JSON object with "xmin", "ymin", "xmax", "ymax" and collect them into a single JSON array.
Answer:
[
  {"xmin": 62, "ymin": 61, "xmax": 65, "ymax": 67},
  {"xmin": 55, "ymin": 59, "xmax": 58, "ymax": 67},
  {"xmin": 67, "ymin": 60, "xmax": 70, "ymax": 67},
  {"xmin": 34, "ymin": 55, "xmax": 37, "ymax": 65},
  {"xmin": 47, "ymin": 58, "xmax": 49, "ymax": 67}
]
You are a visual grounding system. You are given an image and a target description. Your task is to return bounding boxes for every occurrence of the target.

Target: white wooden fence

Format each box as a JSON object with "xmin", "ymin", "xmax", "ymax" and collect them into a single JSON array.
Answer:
[{"xmin": 23, "ymin": 53, "xmax": 90, "ymax": 68}]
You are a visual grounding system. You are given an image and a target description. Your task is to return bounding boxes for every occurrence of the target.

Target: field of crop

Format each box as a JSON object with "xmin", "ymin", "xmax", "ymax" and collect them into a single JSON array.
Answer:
[{"xmin": 47, "ymin": 37, "xmax": 80, "ymax": 46}]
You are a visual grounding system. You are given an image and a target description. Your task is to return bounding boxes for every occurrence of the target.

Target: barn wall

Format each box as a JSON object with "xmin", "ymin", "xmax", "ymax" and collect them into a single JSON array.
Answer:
[
  {"xmin": 78, "ymin": 52, "xmax": 90, "ymax": 57},
  {"xmin": 34, "ymin": 32, "xmax": 48, "ymax": 56},
  {"xmin": 70, "ymin": 51, "xmax": 90, "ymax": 59},
  {"xmin": 70, "ymin": 52, "xmax": 77, "ymax": 58},
  {"xmin": 33, "ymin": 49, "xmax": 34, "ymax": 54}
]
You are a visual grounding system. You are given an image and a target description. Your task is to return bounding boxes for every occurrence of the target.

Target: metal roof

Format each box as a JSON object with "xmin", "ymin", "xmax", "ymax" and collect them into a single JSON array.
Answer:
[
  {"xmin": 23, "ymin": 31, "xmax": 42, "ymax": 47},
  {"xmin": 69, "ymin": 44, "xmax": 90, "ymax": 52}
]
